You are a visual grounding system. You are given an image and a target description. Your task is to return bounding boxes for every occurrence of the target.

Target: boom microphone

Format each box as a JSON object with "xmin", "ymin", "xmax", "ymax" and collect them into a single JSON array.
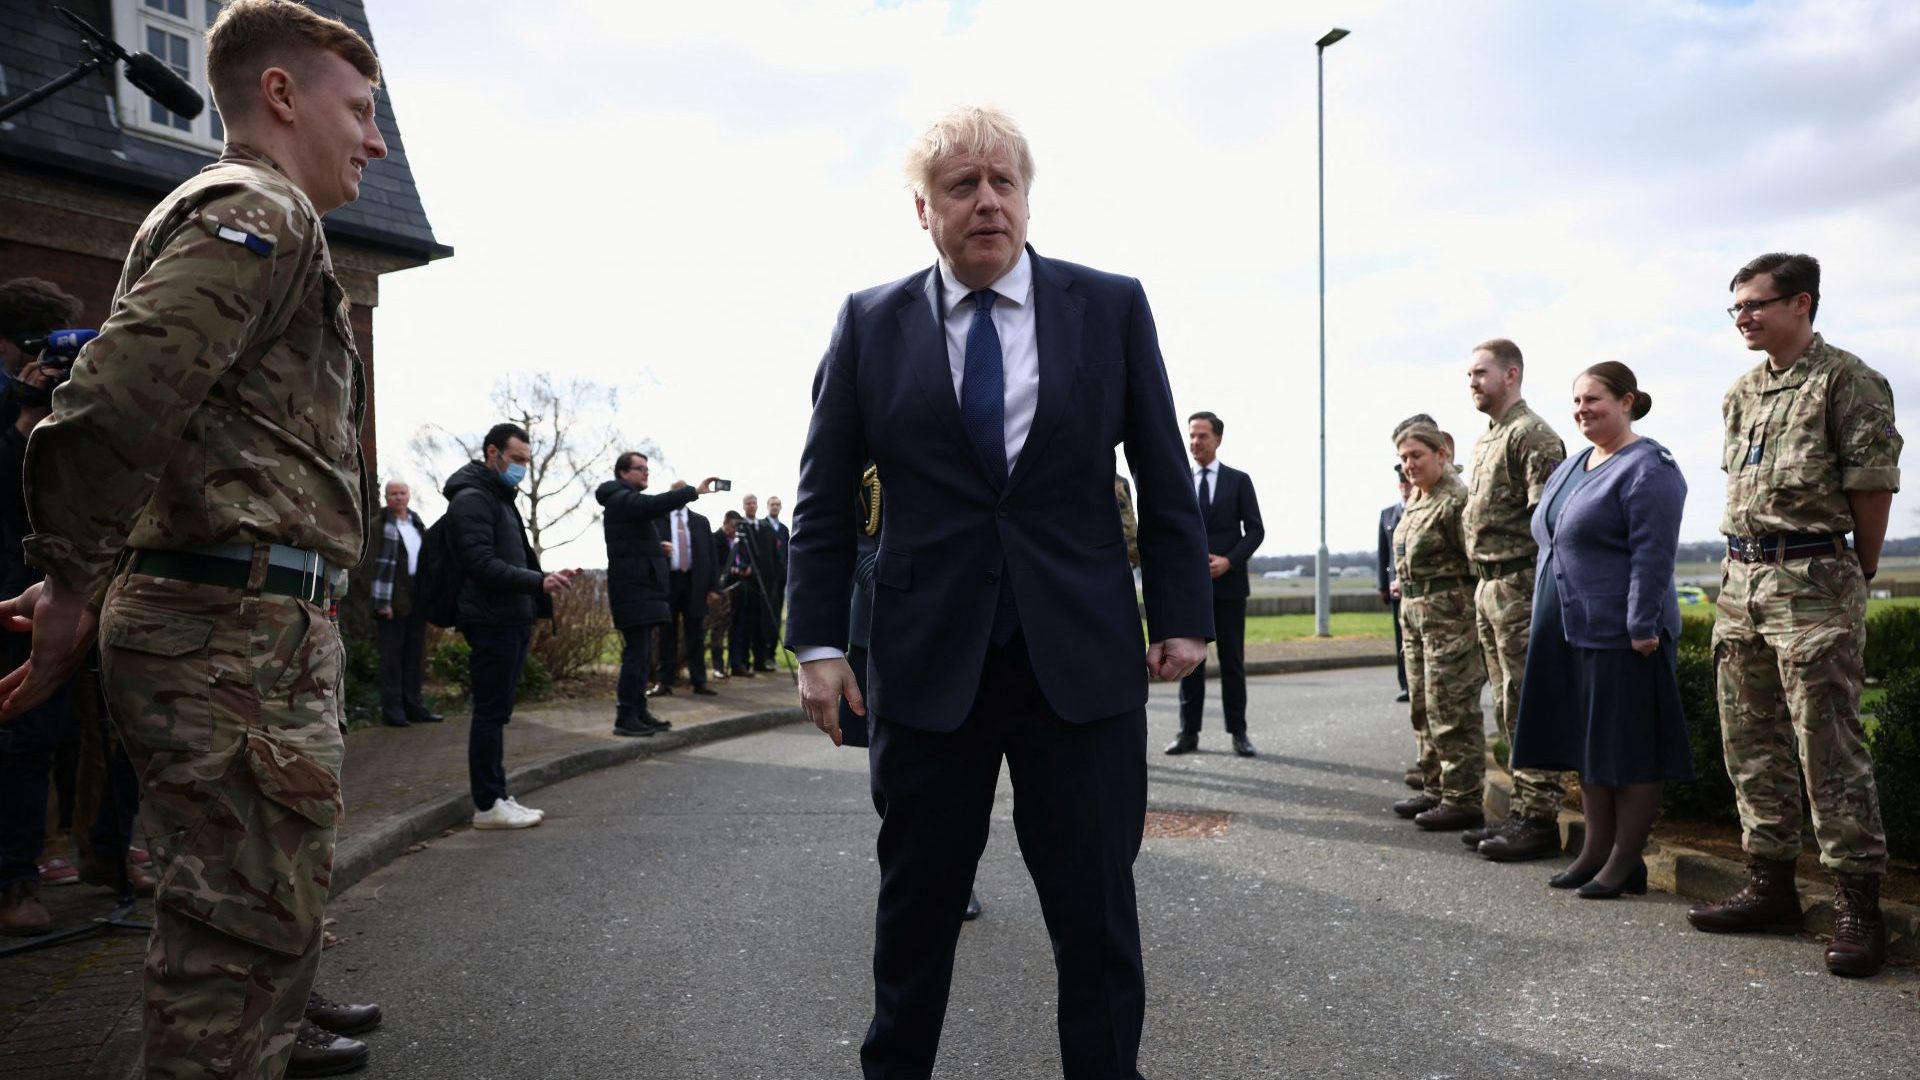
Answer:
[{"xmin": 122, "ymin": 51, "xmax": 205, "ymax": 120}]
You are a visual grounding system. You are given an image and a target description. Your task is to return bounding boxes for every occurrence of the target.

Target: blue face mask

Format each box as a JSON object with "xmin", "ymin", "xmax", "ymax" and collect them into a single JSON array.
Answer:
[{"xmin": 499, "ymin": 462, "xmax": 527, "ymax": 488}]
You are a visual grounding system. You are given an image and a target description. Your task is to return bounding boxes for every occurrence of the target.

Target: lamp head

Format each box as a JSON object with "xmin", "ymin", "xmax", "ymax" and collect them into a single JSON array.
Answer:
[{"xmin": 1317, "ymin": 27, "xmax": 1350, "ymax": 49}]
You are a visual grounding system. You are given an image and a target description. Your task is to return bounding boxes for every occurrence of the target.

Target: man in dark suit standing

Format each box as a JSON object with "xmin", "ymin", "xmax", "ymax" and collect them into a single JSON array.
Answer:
[
  {"xmin": 653, "ymin": 480, "xmax": 721, "ymax": 698},
  {"xmin": 1379, "ymin": 466, "xmax": 1412, "ymax": 704},
  {"xmin": 740, "ymin": 493, "xmax": 779, "ymax": 672},
  {"xmin": 787, "ymin": 106, "xmax": 1211, "ymax": 1080},
  {"xmin": 1166, "ymin": 411, "xmax": 1265, "ymax": 758},
  {"xmin": 764, "ymin": 495, "xmax": 791, "ymax": 660}
]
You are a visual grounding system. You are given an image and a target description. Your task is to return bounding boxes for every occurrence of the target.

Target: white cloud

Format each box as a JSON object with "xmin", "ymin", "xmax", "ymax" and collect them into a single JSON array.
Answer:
[{"xmin": 364, "ymin": 0, "xmax": 1920, "ymax": 566}]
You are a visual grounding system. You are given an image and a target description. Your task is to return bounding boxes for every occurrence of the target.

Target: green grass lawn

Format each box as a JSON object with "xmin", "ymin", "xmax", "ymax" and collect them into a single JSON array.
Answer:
[
  {"xmin": 1680, "ymin": 596, "xmax": 1920, "ymax": 622},
  {"xmin": 1142, "ymin": 612, "xmax": 1396, "ymax": 643}
]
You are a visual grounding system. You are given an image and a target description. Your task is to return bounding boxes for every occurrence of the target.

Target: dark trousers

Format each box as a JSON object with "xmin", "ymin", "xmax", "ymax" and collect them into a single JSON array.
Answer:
[
  {"xmin": 1391, "ymin": 595, "xmax": 1407, "ymax": 691},
  {"xmin": 730, "ymin": 588, "xmax": 763, "ymax": 670},
  {"xmin": 616, "ymin": 624, "xmax": 657, "ymax": 720},
  {"xmin": 657, "ymin": 572, "xmax": 707, "ymax": 688},
  {"xmin": 463, "ymin": 623, "xmax": 531, "ymax": 811},
  {"xmin": 0, "ymin": 680, "xmax": 75, "ymax": 887},
  {"xmin": 376, "ymin": 608, "xmax": 429, "ymax": 722},
  {"xmin": 863, "ymin": 633, "xmax": 1148, "ymax": 1080},
  {"xmin": 1177, "ymin": 594, "xmax": 1248, "ymax": 735}
]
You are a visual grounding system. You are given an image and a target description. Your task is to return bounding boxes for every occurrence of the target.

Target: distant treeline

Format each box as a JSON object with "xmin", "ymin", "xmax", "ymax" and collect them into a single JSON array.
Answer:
[{"xmin": 1249, "ymin": 536, "xmax": 1920, "ymax": 575}]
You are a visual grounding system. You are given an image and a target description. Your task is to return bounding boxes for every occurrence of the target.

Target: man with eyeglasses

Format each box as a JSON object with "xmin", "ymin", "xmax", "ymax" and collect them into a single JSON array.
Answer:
[{"xmin": 1687, "ymin": 252, "xmax": 1901, "ymax": 979}]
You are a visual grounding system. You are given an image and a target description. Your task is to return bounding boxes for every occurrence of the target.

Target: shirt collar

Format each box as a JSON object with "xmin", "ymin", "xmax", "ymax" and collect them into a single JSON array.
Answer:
[
  {"xmin": 1194, "ymin": 460, "xmax": 1220, "ymax": 475},
  {"xmin": 937, "ymin": 250, "xmax": 1033, "ymax": 318}
]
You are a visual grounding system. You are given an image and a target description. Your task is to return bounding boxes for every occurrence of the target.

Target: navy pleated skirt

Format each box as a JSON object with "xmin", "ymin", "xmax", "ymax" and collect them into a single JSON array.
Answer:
[{"xmin": 1510, "ymin": 559, "xmax": 1695, "ymax": 786}]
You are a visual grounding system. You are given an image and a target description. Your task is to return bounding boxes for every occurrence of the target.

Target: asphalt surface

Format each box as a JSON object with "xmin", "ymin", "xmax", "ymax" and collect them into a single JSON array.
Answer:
[{"xmin": 325, "ymin": 668, "xmax": 1918, "ymax": 1079}]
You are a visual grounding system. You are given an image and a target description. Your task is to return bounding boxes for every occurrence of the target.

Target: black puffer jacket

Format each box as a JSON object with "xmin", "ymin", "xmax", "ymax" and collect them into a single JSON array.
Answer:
[
  {"xmin": 596, "ymin": 479, "xmax": 698, "ymax": 629},
  {"xmin": 444, "ymin": 460, "xmax": 550, "ymax": 627}
]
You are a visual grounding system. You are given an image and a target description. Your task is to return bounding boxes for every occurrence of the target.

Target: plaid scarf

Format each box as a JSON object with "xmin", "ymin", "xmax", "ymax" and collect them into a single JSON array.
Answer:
[{"xmin": 371, "ymin": 509, "xmax": 426, "ymax": 608}]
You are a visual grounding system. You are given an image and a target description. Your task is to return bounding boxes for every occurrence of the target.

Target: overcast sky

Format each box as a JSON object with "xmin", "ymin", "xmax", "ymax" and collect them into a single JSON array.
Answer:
[{"xmin": 358, "ymin": 0, "xmax": 1920, "ymax": 568}]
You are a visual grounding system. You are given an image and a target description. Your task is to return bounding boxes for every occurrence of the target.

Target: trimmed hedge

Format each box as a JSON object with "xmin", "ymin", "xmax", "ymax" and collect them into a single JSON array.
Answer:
[
  {"xmin": 429, "ymin": 635, "xmax": 552, "ymax": 702},
  {"xmin": 1870, "ymin": 669, "xmax": 1920, "ymax": 860},
  {"xmin": 1660, "ymin": 645, "xmax": 1739, "ymax": 823},
  {"xmin": 1864, "ymin": 605, "xmax": 1920, "ymax": 682}
]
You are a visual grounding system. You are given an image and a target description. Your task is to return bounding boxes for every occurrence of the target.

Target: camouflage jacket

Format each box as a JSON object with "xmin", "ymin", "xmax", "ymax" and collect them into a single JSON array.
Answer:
[
  {"xmin": 23, "ymin": 145, "xmax": 367, "ymax": 606},
  {"xmin": 1720, "ymin": 334, "xmax": 1902, "ymax": 538},
  {"xmin": 1116, "ymin": 474, "xmax": 1140, "ymax": 568},
  {"xmin": 1463, "ymin": 399, "xmax": 1564, "ymax": 564},
  {"xmin": 1394, "ymin": 471, "xmax": 1472, "ymax": 585}
]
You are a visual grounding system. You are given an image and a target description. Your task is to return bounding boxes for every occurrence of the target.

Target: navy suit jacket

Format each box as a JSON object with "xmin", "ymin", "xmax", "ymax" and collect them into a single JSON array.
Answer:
[
  {"xmin": 786, "ymin": 247, "xmax": 1213, "ymax": 732},
  {"xmin": 1196, "ymin": 463, "xmax": 1263, "ymax": 600}
]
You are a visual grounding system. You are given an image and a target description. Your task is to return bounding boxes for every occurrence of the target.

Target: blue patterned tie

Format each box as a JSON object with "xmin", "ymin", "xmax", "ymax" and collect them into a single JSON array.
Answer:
[
  {"xmin": 960, "ymin": 290, "xmax": 1007, "ymax": 484},
  {"xmin": 960, "ymin": 290, "xmax": 1019, "ymax": 643}
]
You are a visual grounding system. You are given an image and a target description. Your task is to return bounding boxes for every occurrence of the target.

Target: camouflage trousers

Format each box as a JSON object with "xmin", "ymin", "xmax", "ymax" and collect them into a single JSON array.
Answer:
[
  {"xmin": 1713, "ymin": 556, "xmax": 1884, "ymax": 875},
  {"xmin": 1402, "ymin": 584, "xmax": 1487, "ymax": 811},
  {"xmin": 706, "ymin": 591, "xmax": 733, "ymax": 674},
  {"xmin": 1475, "ymin": 568, "xmax": 1563, "ymax": 820},
  {"xmin": 100, "ymin": 572, "xmax": 346, "ymax": 1079}
]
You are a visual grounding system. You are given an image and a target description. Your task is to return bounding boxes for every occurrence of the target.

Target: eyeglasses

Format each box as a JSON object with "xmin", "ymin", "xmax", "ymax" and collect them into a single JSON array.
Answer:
[{"xmin": 1726, "ymin": 295, "xmax": 1793, "ymax": 319}]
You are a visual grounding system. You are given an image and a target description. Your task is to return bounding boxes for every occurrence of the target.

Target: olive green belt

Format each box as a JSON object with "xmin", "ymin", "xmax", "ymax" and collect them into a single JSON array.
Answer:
[
  {"xmin": 1470, "ymin": 556, "xmax": 1533, "ymax": 581},
  {"xmin": 1401, "ymin": 575, "xmax": 1472, "ymax": 599},
  {"xmin": 130, "ymin": 547, "xmax": 342, "ymax": 604}
]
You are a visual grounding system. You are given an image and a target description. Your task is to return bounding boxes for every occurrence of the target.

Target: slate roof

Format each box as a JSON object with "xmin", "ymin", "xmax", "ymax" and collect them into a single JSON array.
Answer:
[{"xmin": 0, "ymin": 0, "xmax": 449, "ymax": 260}]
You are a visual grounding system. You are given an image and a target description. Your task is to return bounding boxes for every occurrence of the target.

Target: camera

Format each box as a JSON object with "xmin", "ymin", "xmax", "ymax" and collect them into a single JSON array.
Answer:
[
  {"xmin": 712, "ymin": 478, "xmax": 733, "ymax": 491},
  {"xmin": 14, "ymin": 328, "xmax": 96, "ymax": 371}
]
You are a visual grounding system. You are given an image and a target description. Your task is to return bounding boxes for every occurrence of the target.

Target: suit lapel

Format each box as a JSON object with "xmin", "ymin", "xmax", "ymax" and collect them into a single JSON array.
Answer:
[
  {"xmin": 897, "ymin": 267, "xmax": 999, "ymax": 487},
  {"xmin": 1007, "ymin": 250, "xmax": 1084, "ymax": 495}
]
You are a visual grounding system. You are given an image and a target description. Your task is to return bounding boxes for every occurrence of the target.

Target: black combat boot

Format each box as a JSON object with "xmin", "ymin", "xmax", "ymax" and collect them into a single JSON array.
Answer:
[
  {"xmin": 1824, "ymin": 873, "xmax": 1887, "ymax": 977},
  {"xmin": 1686, "ymin": 857, "xmax": 1803, "ymax": 934},
  {"xmin": 286, "ymin": 1018, "xmax": 369, "ymax": 1077},
  {"xmin": 1478, "ymin": 816, "xmax": 1560, "ymax": 861},
  {"xmin": 1462, "ymin": 813, "xmax": 1512, "ymax": 848}
]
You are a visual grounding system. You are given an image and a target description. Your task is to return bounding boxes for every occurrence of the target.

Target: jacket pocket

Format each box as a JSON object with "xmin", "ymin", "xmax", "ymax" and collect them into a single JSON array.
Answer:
[{"xmin": 877, "ymin": 550, "xmax": 911, "ymax": 590}]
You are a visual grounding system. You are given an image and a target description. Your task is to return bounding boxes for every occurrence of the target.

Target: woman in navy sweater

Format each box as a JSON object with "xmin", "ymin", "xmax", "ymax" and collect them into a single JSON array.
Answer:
[{"xmin": 1512, "ymin": 362, "xmax": 1691, "ymax": 898}]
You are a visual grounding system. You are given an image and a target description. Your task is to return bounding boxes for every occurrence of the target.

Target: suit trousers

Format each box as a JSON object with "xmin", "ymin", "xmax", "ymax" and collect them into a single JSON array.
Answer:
[
  {"xmin": 730, "ymin": 587, "xmax": 764, "ymax": 670},
  {"xmin": 656, "ymin": 572, "xmax": 707, "ymax": 688},
  {"xmin": 375, "ymin": 607, "xmax": 428, "ymax": 722},
  {"xmin": 616, "ymin": 625, "xmax": 656, "ymax": 719},
  {"xmin": 1177, "ymin": 594, "xmax": 1247, "ymax": 735},
  {"xmin": 862, "ymin": 632, "xmax": 1148, "ymax": 1080}
]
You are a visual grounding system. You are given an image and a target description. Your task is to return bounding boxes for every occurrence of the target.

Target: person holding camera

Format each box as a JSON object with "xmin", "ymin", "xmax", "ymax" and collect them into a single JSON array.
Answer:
[{"xmin": 594, "ymin": 452, "xmax": 719, "ymax": 736}]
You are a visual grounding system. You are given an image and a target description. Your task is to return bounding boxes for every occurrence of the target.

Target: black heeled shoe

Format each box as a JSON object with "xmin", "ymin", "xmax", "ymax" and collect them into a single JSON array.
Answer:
[
  {"xmin": 1548, "ymin": 864, "xmax": 1600, "ymax": 889},
  {"xmin": 1576, "ymin": 861, "xmax": 1648, "ymax": 899}
]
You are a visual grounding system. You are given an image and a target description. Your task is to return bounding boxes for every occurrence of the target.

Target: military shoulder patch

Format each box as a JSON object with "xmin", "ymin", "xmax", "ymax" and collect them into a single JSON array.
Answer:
[{"xmin": 215, "ymin": 225, "xmax": 273, "ymax": 258}]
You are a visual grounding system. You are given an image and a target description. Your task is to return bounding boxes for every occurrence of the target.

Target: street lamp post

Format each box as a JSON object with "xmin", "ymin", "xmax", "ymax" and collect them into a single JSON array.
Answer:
[{"xmin": 1313, "ymin": 27, "xmax": 1348, "ymax": 638}]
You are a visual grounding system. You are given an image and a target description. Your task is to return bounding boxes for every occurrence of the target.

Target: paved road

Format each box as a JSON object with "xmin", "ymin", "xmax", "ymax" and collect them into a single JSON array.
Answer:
[{"xmin": 326, "ymin": 669, "xmax": 1918, "ymax": 1079}]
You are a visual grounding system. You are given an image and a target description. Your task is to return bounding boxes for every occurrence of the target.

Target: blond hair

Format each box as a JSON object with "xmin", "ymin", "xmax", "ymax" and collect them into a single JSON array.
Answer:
[
  {"xmin": 1395, "ymin": 423, "xmax": 1452, "ymax": 458},
  {"xmin": 904, "ymin": 105, "xmax": 1035, "ymax": 199},
  {"xmin": 207, "ymin": 0, "xmax": 380, "ymax": 119}
]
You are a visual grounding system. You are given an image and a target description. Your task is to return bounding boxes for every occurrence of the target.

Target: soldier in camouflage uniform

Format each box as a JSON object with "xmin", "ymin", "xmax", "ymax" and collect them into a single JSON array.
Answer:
[
  {"xmin": 1389, "ymin": 424, "xmax": 1487, "ymax": 831},
  {"xmin": 1687, "ymin": 253, "xmax": 1901, "ymax": 978},
  {"xmin": 1459, "ymin": 339, "xmax": 1567, "ymax": 861},
  {"xmin": 0, "ymin": 3, "xmax": 388, "ymax": 1074},
  {"xmin": 1116, "ymin": 474, "xmax": 1140, "ymax": 568}
]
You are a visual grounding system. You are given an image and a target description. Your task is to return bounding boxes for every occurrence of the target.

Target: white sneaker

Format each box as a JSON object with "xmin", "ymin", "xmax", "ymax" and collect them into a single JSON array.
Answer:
[
  {"xmin": 503, "ymin": 796, "xmax": 545, "ymax": 822},
  {"xmin": 472, "ymin": 800, "xmax": 540, "ymax": 830}
]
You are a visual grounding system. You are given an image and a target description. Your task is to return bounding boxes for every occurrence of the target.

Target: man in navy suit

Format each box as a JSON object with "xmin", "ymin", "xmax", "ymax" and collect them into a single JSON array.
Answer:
[
  {"xmin": 786, "ymin": 106, "xmax": 1212, "ymax": 1080},
  {"xmin": 1165, "ymin": 411, "xmax": 1265, "ymax": 757}
]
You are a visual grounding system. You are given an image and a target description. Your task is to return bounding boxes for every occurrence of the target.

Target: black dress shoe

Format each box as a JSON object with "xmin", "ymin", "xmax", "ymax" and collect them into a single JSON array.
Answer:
[
  {"xmin": 1548, "ymin": 865, "xmax": 1600, "ymax": 889},
  {"xmin": 1577, "ymin": 861, "xmax": 1648, "ymax": 899},
  {"xmin": 380, "ymin": 715, "xmax": 410, "ymax": 728},
  {"xmin": 612, "ymin": 721, "xmax": 655, "ymax": 738},
  {"xmin": 1394, "ymin": 691, "xmax": 1410, "ymax": 703},
  {"xmin": 1163, "ymin": 733, "xmax": 1199, "ymax": 755},
  {"xmin": 1393, "ymin": 794, "xmax": 1439, "ymax": 818},
  {"xmin": 408, "ymin": 710, "xmax": 446, "ymax": 724},
  {"xmin": 1231, "ymin": 733, "xmax": 1257, "ymax": 757},
  {"xmin": 286, "ymin": 1019, "xmax": 369, "ymax": 1077},
  {"xmin": 644, "ymin": 715, "xmax": 673, "ymax": 732},
  {"xmin": 693, "ymin": 685, "xmax": 718, "ymax": 696},
  {"xmin": 647, "ymin": 684, "xmax": 674, "ymax": 697},
  {"xmin": 962, "ymin": 891, "xmax": 983, "ymax": 921},
  {"xmin": 305, "ymin": 991, "xmax": 381, "ymax": 1036}
]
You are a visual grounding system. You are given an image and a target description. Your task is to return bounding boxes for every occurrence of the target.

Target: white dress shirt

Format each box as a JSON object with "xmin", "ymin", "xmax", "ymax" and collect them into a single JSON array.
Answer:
[
  {"xmin": 796, "ymin": 252, "xmax": 1041, "ymax": 665},
  {"xmin": 397, "ymin": 516, "xmax": 423, "ymax": 576},
  {"xmin": 1193, "ymin": 461, "xmax": 1220, "ymax": 502},
  {"xmin": 670, "ymin": 508, "xmax": 691, "ymax": 572}
]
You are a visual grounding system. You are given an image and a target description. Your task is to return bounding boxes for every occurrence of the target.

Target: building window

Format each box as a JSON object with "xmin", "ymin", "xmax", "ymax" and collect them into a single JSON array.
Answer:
[{"xmin": 113, "ymin": 0, "xmax": 224, "ymax": 151}]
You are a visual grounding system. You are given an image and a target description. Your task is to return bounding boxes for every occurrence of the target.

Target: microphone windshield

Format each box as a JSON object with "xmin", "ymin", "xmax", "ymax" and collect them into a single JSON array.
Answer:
[{"xmin": 124, "ymin": 52, "xmax": 205, "ymax": 120}]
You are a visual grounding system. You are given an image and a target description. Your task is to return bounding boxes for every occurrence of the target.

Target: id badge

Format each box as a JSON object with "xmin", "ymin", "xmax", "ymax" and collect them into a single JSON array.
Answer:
[{"xmin": 1745, "ymin": 441, "xmax": 1764, "ymax": 467}]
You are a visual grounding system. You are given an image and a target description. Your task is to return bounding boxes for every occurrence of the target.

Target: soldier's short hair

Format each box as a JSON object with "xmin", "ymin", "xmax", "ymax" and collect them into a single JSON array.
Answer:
[
  {"xmin": 1732, "ymin": 252, "xmax": 1820, "ymax": 324},
  {"xmin": 483, "ymin": 422, "xmax": 530, "ymax": 454},
  {"xmin": 1390, "ymin": 413, "xmax": 1437, "ymax": 443},
  {"xmin": 905, "ymin": 105, "xmax": 1035, "ymax": 200},
  {"xmin": 1472, "ymin": 338, "xmax": 1524, "ymax": 370},
  {"xmin": 1395, "ymin": 423, "xmax": 1450, "ymax": 458},
  {"xmin": 614, "ymin": 451, "xmax": 648, "ymax": 476},
  {"xmin": 1188, "ymin": 411, "xmax": 1224, "ymax": 439},
  {"xmin": 207, "ymin": 0, "xmax": 381, "ymax": 121},
  {"xmin": 0, "ymin": 277, "xmax": 83, "ymax": 339},
  {"xmin": 723, "ymin": 510, "xmax": 744, "ymax": 524}
]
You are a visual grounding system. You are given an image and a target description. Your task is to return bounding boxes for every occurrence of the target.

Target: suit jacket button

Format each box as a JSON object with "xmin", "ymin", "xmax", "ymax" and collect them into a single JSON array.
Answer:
[
  {"xmin": 985, "ymin": 570, "xmax": 999, "ymax": 584},
  {"xmin": 997, "ymin": 505, "xmax": 1009, "ymax": 518}
]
